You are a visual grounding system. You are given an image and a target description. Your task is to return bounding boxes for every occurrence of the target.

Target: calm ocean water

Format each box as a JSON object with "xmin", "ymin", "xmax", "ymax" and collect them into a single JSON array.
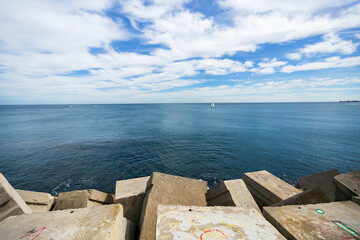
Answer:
[{"xmin": 0, "ymin": 103, "xmax": 359, "ymax": 195}]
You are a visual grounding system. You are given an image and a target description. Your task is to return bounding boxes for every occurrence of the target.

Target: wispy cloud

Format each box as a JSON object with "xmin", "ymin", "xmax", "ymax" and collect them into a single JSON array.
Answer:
[
  {"xmin": 282, "ymin": 56, "xmax": 360, "ymax": 73},
  {"xmin": 286, "ymin": 33, "xmax": 359, "ymax": 60}
]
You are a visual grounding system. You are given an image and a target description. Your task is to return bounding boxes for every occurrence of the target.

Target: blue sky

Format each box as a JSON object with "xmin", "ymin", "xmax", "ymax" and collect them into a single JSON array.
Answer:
[{"xmin": 0, "ymin": 0, "xmax": 359, "ymax": 104}]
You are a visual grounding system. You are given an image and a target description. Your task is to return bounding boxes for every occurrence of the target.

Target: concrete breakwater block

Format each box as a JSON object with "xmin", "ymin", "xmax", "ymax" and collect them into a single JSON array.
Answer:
[
  {"xmin": 263, "ymin": 201, "xmax": 360, "ymax": 240},
  {"xmin": 0, "ymin": 204, "xmax": 128, "ymax": 240},
  {"xmin": 115, "ymin": 176, "xmax": 150, "ymax": 224},
  {"xmin": 53, "ymin": 189, "xmax": 113, "ymax": 210},
  {"xmin": 271, "ymin": 187, "xmax": 330, "ymax": 207},
  {"xmin": 334, "ymin": 170, "xmax": 360, "ymax": 199},
  {"xmin": 139, "ymin": 172, "xmax": 207, "ymax": 240},
  {"xmin": 16, "ymin": 189, "xmax": 55, "ymax": 212},
  {"xmin": 353, "ymin": 196, "xmax": 360, "ymax": 205},
  {"xmin": 156, "ymin": 205, "xmax": 286, "ymax": 240},
  {"xmin": 206, "ymin": 179, "xmax": 261, "ymax": 213},
  {"xmin": 242, "ymin": 170, "xmax": 302, "ymax": 207},
  {"xmin": 296, "ymin": 169, "xmax": 342, "ymax": 201},
  {"xmin": 0, "ymin": 173, "xmax": 32, "ymax": 221}
]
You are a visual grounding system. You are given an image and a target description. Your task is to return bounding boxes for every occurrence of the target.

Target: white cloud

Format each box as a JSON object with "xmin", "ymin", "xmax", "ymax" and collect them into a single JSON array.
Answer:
[
  {"xmin": 130, "ymin": 77, "xmax": 360, "ymax": 103},
  {"xmin": 194, "ymin": 59, "xmax": 253, "ymax": 75},
  {"xmin": 121, "ymin": 0, "xmax": 189, "ymax": 21},
  {"xmin": 0, "ymin": 0, "xmax": 360, "ymax": 103},
  {"xmin": 258, "ymin": 58, "xmax": 287, "ymax": 68},
  {"xmin": 286, "ymin": 33, "xmax": 359, "ymax": 60},
  {"xmin": 123, "ymin": 1, "xmax": 360, "ymax": 59},
  {"xmin": 252, "ymin": 58, "xmax": 287, "ymax": 75},
  {"xmin": 282, "ymin": 56, "xmax": 360, "ymax": 73},
  {"xmin": 286, "ymin": 53, "xmax": 302, "ymax": 60},
  {"xmin": 218, "ymin": 0, "xmax": 356, "ymax": 14},
  {"xmin": 0, "ymin": 0, "xmax": 129, "ymax": 53}
]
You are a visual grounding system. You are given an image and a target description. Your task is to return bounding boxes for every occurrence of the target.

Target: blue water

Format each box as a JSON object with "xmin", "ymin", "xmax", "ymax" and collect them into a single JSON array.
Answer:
[{"xmin": 0, "ymin": 103, "xmax": 359, "ymax": 195}]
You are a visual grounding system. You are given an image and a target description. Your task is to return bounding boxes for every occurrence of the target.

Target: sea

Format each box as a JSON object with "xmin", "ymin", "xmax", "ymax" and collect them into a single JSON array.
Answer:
[{"xmin": 0, "ymin": 103, "xmax": 359, "ymax": 195}]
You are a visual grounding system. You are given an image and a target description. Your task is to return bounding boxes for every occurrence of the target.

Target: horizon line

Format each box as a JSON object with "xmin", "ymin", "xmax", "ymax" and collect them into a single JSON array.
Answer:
[{"xmin": 1, "ymin": 101, "xmax": 358, "ymax": 106}]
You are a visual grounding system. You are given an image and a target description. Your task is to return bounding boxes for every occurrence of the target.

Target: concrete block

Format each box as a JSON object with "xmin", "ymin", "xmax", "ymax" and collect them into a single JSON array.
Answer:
[
  {"xmin": 206, "ymin": 179, "xmax": 261, "ymax": 213},
  {"xmin": 263, "ymin": 201, "xmax": 360, "ymax": 240},
  {"xmin": 116, "ymin": 176, "xmax": 149, "ymax": 201},
  {"xmin": 271, "ymin": 187, "xmax": 330, "ymax": 207},
  {"xmin": 89, "ymin": 189, "xmax": 113, "ymax": 203},
  {"xmin": 156, "ymin": 205, "xmax": 286, "ymax": 240},
  {"xmin": 0, "ymin": 173, "xmax": 32, "ymax": 221},
  {"xmin": 243, "ymin": 170, "xmax": 302, "ymax": 206},
  {"xmin": 353, "ymin": 196, "xmax": 360, "ymax": 205},
  {"xmin": 16, "ymin": 189, "xmax": 55, "ymax": 212},
  {"xmin": 115, "ymin": 176, "xmax": 149, "ymax": 224},
  {"xmin": 334, "ymin": 170, "xmax": 360, "ymax": 198},
  {"xmin": 53, "ymin": 189, "xmax": 112, "ymax": 211},
  {"xmin": 296, "ymin": 169, "xmax": 342, "ymax": 201},
  {"xmin": 139, "ymin": 172, "xmax": 207, "ymax": 240},
  {"xmin": 118, "ymin": 193, "xmax": 146, "ymax": 226},
  {"xmin": 0, "ymin": 204, "xmax": 126, "ymax": 239},
  {"xmin": 123, "ymin": 218, "xmax": 137, "ymax": 240},
  {"xmin": 246, "ymin": 184, "xmax": 273, "ymax": 208}
]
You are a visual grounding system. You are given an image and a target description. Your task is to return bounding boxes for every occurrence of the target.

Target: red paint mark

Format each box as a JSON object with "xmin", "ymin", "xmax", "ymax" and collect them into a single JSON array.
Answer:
[
  {"xmin": 200, "ymin": 229, "xmax": 228, "ymax": 240},
  {"xmin": 19, "ymin": 227, "xmax": 46, "ymax": 240}
]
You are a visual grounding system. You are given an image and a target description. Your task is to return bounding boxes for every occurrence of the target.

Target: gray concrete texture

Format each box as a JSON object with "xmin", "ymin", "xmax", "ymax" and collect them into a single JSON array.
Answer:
[
  {"xmin": 243, "ymin": 170, "xmax": 302, "ymax": 207},
  {"xmin": 263, "ymin": 201, "xmax": 360, "ymax": 240},
  {"xmin": 334, "ymin": 170, "xmax": 360, "ymax": 198},
  {"xmin": 0, "ymin": 204, "xmax": 126, "ymax": 240},
  {"xmin": 139, "ymin": 172, "xmax": 207, "ymax": 240},
  {"xmin": 115, "ymin": 176, "xmax": 149, "ymax": 201},
  {"xmin": 16, "ymin": 189, "xmax": 55, "ymax": 212},
  {"xmin": 296, "ymin": 169, "xmax": 341, "ymax": 201},
  {"xmin": 115, "ymin": 176, "xmax": 150, "ymax": 224},
  {"xmin": 156, "ymin": 205, "xmax": 286, "ymax": 240},
  {"xmin": 353, "ymin": 196, "xmax": 360, "ymax": 205},
  {"xmin": 53, "ymin": 189, "xmax": 113, "ymax": 210},
  {"xmin": 271, "ymin": 187, "xmax": 330, "ymax": 207},
  {"xmin": 0, "ymin": 173, "xmax": 32, "ymax": 221},
  {"xmin": 206, "ymin": 179, "xmax": 261, "ymax": 213}
]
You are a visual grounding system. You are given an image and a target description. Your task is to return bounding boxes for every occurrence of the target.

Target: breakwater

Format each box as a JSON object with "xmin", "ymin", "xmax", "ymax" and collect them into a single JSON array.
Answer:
[{"xmin": 0, "ymin": 169, "xmax": 359, "ymax": 239}]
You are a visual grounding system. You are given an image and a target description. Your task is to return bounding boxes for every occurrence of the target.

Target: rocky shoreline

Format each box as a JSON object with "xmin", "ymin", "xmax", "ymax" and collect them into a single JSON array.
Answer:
[{"xmin": 0, "ymin": 169, "xmax": 359, "ymax": 239}]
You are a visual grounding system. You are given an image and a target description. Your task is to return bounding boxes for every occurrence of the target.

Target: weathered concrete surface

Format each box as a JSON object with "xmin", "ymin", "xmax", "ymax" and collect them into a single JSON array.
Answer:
[
  {"xmin": 118, "ymin": 193, "xmax": 146, "ymax": 225},
  {"xmin": 334, "ymin": 170, "xmax": 360, "ymax": 198},
  {"xmin": 53, "ymin": 189, "xmax": 112, "ymax": 210},
  {"xmin": 116, "ymin": 176, "xmax": 149, "ymax": 201},
  {"xmin": 16, "ymin": 189, "xmax": 55, "ymax": 212},
  {"xmin": 353, "ymin": 196, "xmax": 360, "ymax": 205},
  {"xmin": 297, "ymin": 169, "xmax": 341, "ymax": 201},
  {"xmin": 263, "ymin": 201, "xmax": 360, "ymax": 240},
  {"xmin": 89, "ymin": 189, "xmax": 113, "ymax": 203},
  {"xmin": 139, "ymin": 172, "xmax": 207, "ymax": 240},
  {"xmin": 206, "ymin": 179, "xmax": 261, "ymax": 213},
  {"xmin": 0, "ymin": 173, "xmax": 32, "ymax": 221},
  {"xmin": 115, "ymin": 176, "xmax": 149, "ymax": 224},
  {"xmin": 0, "ymin": 204, "xmax": 126, "ymax": 239},
  {"xmin": 271, "ymin": 187, "xmax": 330, "ymax": 207},
  {"xmin": 156, "ymin": 205, "xmax": 286, "ymax": 240},
  {"xmin": 243, "ymin": 170, "xmax": 302, "ymax": 207},
  {"xmin": 123, "ymin": 218, "xmax": 137, "ymax": 240}
]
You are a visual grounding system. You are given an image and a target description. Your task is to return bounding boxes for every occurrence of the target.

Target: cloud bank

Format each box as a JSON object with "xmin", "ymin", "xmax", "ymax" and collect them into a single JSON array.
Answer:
[{"xmin": 0, "ymin": 0, "xmax": 359, "ymax": 103}]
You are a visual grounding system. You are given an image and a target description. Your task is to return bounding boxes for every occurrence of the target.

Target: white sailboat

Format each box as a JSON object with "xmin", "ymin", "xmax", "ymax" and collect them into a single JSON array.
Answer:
[{"xmin": 211, "ymin": 100, "xmax": 215, "ymax": 108}]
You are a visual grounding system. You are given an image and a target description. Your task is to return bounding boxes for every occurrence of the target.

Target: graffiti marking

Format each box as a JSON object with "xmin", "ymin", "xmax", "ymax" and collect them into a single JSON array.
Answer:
[{"xmin": 19, "ymin": 227, "xmax": 46, "ymax": 240}]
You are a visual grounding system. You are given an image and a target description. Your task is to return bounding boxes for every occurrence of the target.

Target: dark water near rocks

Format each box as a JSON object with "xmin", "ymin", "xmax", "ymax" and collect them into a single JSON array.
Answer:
[{"xmin": 0, "ymin": 103, "xmax": 359, "ymax": 195}]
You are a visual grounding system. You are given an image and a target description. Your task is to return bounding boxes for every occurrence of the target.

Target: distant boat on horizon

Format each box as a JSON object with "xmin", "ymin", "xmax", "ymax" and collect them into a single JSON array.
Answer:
[
  {"xmin": 339, "ymin": 100, "xmax": 359, "ymax": 102},
  {"xmin": 211, "ymin": 100, "xmax": 216, "ymax": 108}
]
